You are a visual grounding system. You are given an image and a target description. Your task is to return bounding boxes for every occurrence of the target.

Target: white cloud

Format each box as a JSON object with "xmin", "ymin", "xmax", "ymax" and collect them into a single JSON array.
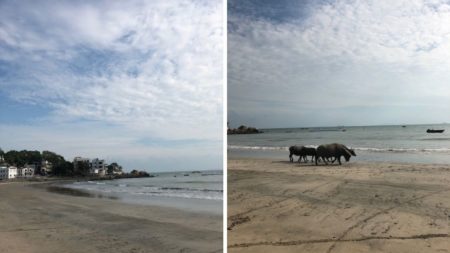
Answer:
[
  {"xmin": 0, "ymin": 0, "xmax": 222, "ymax": 139},
  {"xmin": 0, "ymin": 0, "xmax": 223, "ymax": 170},
  {"xmin": 228, "ymin": 0, "xmax": 450, "ymax": 127}
]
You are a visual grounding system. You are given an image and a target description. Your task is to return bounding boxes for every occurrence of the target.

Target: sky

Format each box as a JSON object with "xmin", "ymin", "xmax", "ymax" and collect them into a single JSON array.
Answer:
[
  {"xmin": 0, "ymin": 0, "xmax": 223, "ymax": 171},
  {"xmin": 228, "ymin": 0, "xmax": 450, "ymax": 129}
]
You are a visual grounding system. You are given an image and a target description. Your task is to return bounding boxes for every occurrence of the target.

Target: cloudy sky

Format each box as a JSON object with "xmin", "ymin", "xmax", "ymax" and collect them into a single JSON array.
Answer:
[
  {"xmin": 0, "ymin": 0, "xmax": 223, "ymax": 171},
  {"xmin": 228, "ymin": 0, "xmax": 450, "ymax": 128}
]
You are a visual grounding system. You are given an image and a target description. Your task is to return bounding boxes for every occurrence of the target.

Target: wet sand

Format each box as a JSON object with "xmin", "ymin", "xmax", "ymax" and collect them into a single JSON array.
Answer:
[
  {"xmin": 228, "ymin": 157, "xmax": 450, "ymax": 253},
  {"xmin": 0, "ymin": 181, "xmax": 222, "ymax": 253}
]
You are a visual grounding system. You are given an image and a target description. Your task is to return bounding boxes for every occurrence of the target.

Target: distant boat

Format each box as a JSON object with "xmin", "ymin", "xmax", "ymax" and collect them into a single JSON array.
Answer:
[
  {"xmin": 402, "ymin": 125, "xmax": 406, "ymax": 128},
  {"xmin": 427, "ymin": 129, "xmax": 444, "ymax": 133}
]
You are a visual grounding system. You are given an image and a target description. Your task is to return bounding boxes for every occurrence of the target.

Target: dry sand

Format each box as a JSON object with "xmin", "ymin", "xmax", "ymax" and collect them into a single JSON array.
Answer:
[
  {"xmin": 0, "ymin": 181, "xmax": 222, "ymax": 253},
  {"xmin": 228, "ymin": 157, "xmax": 450, "ymax": 253}
]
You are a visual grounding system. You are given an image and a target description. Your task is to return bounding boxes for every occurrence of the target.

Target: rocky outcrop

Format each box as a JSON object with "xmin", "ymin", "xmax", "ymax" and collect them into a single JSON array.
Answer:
[{"xmin": 227, "ymin": 125, "xmax": 263, "ymax": 135}]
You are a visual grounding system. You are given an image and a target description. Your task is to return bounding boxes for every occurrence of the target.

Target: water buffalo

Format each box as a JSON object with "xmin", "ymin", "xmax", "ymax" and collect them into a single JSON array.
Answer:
[
  {"xmin": 289, "ymin": 146, "xmax": 317, "ymax": 163},
  {"xmin": 315, "ymin": 143, "xmax": 356, "ymax": 165}
]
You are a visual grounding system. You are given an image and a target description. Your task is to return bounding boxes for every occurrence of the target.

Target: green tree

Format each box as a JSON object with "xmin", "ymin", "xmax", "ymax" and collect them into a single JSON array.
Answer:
[
  {"xmin": 42, "ymin": 151, "xmax": 65, "ymax": 165},
  {"xmin": 53, "ymin": 161, "xmax": 74, "ymax": 176},
  {"xmin": 42, "ymin": 150, "xmax": 67, "ymax": 176},
  {"xmin": 107, "ymin": 162, "xmax": 122, "ymax": 174},
  {"xmin": 3, "ymin": 150, "xmax": 42, "ymax": 167}
]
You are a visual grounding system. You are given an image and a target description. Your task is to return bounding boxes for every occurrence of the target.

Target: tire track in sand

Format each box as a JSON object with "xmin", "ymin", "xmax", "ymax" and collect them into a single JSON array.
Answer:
[
  {"xmin": 325, "ymin": 188, "xmax": 450, "ymax": 253},
  {"xmin": 229, "ymin": 233, "xmax": 450, "ymax": 248}
]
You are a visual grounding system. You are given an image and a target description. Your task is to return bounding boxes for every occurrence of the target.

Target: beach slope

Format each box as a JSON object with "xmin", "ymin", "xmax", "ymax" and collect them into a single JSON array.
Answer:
[
  {"xmin": 0, "ymin": 182, "xmax": 222, "ymax": 253},
  {"xmin": 228, "ymin": 158, "xmax": 450, "ymax": 253}
]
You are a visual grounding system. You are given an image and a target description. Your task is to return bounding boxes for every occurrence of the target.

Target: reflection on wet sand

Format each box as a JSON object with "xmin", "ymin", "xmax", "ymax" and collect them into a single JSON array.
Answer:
[{"xmin": 46, "ymin": 185, "xmax": 119, "ymax": 200}]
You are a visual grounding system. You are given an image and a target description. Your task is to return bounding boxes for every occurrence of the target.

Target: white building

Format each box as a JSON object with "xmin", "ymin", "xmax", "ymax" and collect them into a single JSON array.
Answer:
[
  {"xmin": 73, "ymin": 157, "xmax": 108, "ymax": 176},
  {"xmin": 90, "ymin": 158, "xmax": 106, "ymax": 176},
  {"xmin": 8, "ymin": 166, "xmax": 17, "ymax": 179},
  {"xmin": 0, "ymin": 166, "xmax": 18, "ymax": 179},
  {"xmin": 18, "ymin": 165, "xmax": 35, "ymax": 178}
]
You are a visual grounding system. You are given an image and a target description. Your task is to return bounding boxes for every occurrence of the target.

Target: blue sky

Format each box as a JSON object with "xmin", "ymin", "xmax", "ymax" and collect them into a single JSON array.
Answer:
[
  {"xmin": 228, "ymin": 0, "xmax": 450, "ymax": 128},
  {"xmin": 0, "ymin": 0, "xmax": 223, "ymax": 171}
]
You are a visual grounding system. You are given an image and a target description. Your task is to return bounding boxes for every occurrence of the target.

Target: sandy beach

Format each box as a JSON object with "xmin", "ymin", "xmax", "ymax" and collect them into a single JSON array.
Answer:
[
  {"xmin": 0, "ymin": 181, "xmax": 222, "ymax": 253},
  {"xmin": 228, "ymin": 157, "xmax": 450, "ymax": 253}
]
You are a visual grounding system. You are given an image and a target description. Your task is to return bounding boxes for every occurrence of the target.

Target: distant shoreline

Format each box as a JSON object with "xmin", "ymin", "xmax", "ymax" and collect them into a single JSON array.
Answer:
[{"xmin": 255, "ymin": 122, "xmax": 450, "ymax": 131}]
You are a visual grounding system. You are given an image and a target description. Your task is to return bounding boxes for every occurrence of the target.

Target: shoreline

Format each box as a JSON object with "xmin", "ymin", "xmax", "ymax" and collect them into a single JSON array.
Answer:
[
  {"xmin": 228, "ymin": 147, "xmax": 450, "ymax": 165},
  {"xmin": 0, "ymin": 181, "xmax": 222, "ymax": 253},
  {"xmin": 228, "ymin": 157, "xmax": 450, "ymax": 253},
  {"xmin": 58, "ymin": 176, "xmax": 223, "ymax": 215}
]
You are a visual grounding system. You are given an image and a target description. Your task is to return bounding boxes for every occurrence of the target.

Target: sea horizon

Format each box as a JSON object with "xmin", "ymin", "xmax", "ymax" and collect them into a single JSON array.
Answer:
[
  {"xmin": 229, "ymin": 123, "xmax": 450, "ymax": 164},
  {"xmin": 249, "ymin": 122, "xmax": 450, "ymax": 131}
]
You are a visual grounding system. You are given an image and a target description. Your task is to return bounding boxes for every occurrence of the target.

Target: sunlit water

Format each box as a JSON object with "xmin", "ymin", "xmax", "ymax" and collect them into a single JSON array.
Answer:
[
  {"xmin": 64, "ymin": 170, "xmax": 223, "ymax": 214},
  {"xmin": 229, "ymin": 124, "xmax": 450, "ymax": 164}
]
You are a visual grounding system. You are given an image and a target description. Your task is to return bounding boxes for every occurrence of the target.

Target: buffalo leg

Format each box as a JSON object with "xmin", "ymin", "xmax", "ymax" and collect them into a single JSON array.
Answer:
[
  {"xmin": 338, "ymin": 157, "xmax": 341, "ymax": 165},
  {"xmin": 289, "ymin": 153, "xmax": 293, "ymax": 162}
]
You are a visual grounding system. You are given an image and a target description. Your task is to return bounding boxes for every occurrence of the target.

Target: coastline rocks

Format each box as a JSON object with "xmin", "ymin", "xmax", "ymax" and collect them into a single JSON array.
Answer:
[
  {"xmin": 129, "ymin": 170, "xmax": 151, "ymax": 177},
  {"xmin": 227, "ymin": 125, "xmax": 263, "ymax": 135}
]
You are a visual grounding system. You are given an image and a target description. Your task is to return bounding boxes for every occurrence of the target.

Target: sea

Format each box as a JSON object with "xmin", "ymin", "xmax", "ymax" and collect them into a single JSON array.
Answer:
[
  {"xmin": 63, "ymin": 170, "xmax": 223, "ymax": 214},
  {"xmin": 228, "ymin": 124, "xmax": 450, "ymax": 164}
]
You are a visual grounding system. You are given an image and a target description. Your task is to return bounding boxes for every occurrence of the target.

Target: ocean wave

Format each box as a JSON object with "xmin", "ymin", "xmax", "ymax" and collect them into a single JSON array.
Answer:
[
  {"xmin": 68, "ymin": 183, "xmax": 223, "ymax": 201},
  {"xmin": 228, "ymin": 145, "xmax": 450, "ymax": 153},
  {"xmin": 159, "ymin": 187, "xmax": 223, "ymax": 193},
  {"xmin": 228, "ymin": 145, "xmax": 291, "ymax": 151},
  {"xmin": 356, "ymin": 147, "xmax": 450, "ymax": 153},
  {"xmin": 131, "ymin": 191, "xmax": 222, "ymax": 200}
]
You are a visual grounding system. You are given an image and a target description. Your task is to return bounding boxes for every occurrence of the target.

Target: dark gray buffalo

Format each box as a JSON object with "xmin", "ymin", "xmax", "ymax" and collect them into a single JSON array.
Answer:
[
  {"xmin": 289, "ymin": 146, "xmax": 317, "ymax": 163},
  {"xmin": 315, "ymin": 143, "xmax": 356, "ymax": 165}
]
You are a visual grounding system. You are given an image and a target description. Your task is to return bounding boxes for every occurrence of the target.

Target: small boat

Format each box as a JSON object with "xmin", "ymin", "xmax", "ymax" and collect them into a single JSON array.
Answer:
[
  {"xmin": 402, "ymin": 125, "xmax": 406, "ymax": 128},
  {"xmin": 427, "ymin": 129, "xmax": 444, "ymax": 133}
]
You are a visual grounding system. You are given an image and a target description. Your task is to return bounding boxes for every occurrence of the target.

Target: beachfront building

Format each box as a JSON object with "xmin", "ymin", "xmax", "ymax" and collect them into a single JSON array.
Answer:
[
  {"xmin": 18, "ymin": 165, "xmax": 35, "ymax": 178},
  {"xmin": 0, "ymin": 166, "xmax": 18, "ymax": 180},
  {"xmin": 90, "ymin": 158, "xmax": 106, "ymax": 176},
  {"xmin": 7, "ymin": 166, "xmax": 17, "ymax": 179},
  {"xmin": 73, "ymin": 157, "xmax": 108, "ymax": 176},
  {"xmin": 0, "ymin": 166, "xmax": 7, "ymax": 180}
]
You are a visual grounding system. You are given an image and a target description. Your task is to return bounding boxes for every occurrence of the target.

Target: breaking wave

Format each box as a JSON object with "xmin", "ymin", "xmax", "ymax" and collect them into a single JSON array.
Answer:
[{"xmin": 228, "ymin": 145, "xmax": 450, "ymax": 153}]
